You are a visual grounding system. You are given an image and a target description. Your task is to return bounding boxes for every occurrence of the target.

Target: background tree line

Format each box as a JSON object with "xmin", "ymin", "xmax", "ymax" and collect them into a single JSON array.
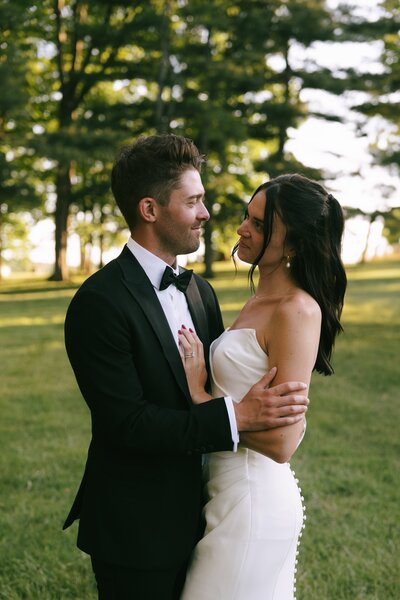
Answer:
[{"xmin": 0, "ymin": 0, "xmax": 399, "ymax": 281}]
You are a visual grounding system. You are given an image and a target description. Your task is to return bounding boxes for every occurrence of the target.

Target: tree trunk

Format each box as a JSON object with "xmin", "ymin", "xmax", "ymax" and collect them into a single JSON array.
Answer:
[
  {"xmin": 198, "ymin": 41, "xmax": 214, "ymax": 280},
  {"xmin": 203, "ymin": 214, "xmax": 214, "ymax": 279},
  {"xmin": 83, "ymin": 242, "xmax": 92, "ymax": 274},
  {"xmin": 79, "ymin": 233, "xmax": 93, "ymax": 274},
  {"xmin": 155, "ymin": 0, "xmax": 171, "ymax": 133},
  {"xmin": 277, "ymin": 43, "xmax": 290, "ymax": 167},
  {"xmin": 360, "ymin": 218, "xmax": 373, "ymax": 264},
  {"xmin": 199, "ymin": 139, "xmax": 214, "ymax": 279},
  {"xmin": 49, "ymin": 161, "xmax": 71, "ymax": 281},
  {"xmin": 98, "ymin": 232, "xmax": 104, "ymax": 269},
  {"xmin": 79, "ymin": 236, "xmax": 86, "ymax": 272}
]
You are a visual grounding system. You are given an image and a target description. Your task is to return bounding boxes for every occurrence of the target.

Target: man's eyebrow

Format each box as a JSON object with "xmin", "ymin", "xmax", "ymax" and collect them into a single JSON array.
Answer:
[{"xmin": 187, "ymin": 192, "xmax": 205, "ymax": 199}]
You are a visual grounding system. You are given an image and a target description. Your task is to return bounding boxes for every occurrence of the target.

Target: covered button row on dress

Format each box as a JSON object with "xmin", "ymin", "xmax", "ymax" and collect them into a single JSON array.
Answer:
[{"xmin": 291, "ymin": 467, "xmax": 307, "ymax": 600}]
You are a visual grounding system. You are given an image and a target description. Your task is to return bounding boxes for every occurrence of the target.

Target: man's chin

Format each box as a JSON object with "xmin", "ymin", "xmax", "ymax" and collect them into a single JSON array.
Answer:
[{"xmin": 179, "ymin": 240, "xmax": 201, "ymax": 256}]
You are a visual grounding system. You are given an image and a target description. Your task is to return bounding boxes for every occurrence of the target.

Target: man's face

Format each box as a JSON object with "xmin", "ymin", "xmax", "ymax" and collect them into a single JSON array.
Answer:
[{"xmin": 154, "ymin": 168, "xmax": 209, "ymax": 261}]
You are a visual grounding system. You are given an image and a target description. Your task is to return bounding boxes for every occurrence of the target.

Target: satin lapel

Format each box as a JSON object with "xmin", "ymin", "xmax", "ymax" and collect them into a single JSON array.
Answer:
[
  {"xmin": 185, "ymin": 275, "xmax": 210, "ymax": 350},
  {"xmin": 117, "ymin": 247, "xmax": 190, "ymax": 400}
]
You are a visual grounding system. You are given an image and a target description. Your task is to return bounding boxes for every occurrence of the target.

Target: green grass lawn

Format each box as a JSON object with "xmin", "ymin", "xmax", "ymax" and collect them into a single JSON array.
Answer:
[{"xmin": 0, "ymin": 259, "xmax": 399, "ymax": 599}]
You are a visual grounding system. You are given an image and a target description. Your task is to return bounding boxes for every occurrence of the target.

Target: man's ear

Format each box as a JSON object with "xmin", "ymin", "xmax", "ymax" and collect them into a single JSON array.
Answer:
[{"xmin": 138, "ymin": 197, "xmax": 157, "ymax": 223}]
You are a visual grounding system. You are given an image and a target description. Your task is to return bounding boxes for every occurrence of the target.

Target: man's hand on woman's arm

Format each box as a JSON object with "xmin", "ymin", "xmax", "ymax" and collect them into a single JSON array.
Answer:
[{"xmin": 234, "ymin": 367, "xmax": 308, "ymax": 432}]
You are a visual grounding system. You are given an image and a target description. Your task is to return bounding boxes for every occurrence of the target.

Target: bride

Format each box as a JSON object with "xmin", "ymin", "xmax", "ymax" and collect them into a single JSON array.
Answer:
[{"xmin": 178, "ymin": 174, "xmax": 347, "ymax": 599}]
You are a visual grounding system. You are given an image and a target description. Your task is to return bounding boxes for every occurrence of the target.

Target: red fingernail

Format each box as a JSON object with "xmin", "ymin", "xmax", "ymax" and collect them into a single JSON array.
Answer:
[
  {"xmin": 189, "ymin": 328, "xmax": 194, "ymax": 332},
  {"xmin": 178, "ymin": 330, "xmax": 182, "ymax": 334},
  {"xmin": 181, "ymin": 324, "xmax": 186, "ymax": 329}
]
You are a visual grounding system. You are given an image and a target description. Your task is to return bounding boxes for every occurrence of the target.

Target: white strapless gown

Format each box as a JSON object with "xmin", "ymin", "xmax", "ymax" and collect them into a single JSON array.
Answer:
[{"xmin": 181, "ymin": 329, "xmax": 305, "ymax": 600}]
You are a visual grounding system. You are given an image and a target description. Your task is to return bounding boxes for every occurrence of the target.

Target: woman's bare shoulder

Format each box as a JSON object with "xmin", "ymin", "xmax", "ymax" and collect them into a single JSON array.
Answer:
[{"xmin": 275, "ymin": 289, "xmax": 321, "ymax": 323}]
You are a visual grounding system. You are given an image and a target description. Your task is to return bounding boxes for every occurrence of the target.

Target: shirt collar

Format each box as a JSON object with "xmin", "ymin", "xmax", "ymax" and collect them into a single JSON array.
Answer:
[{"xmin": 126, "ymin": 237, "xmax": 178, "ymax": 290}]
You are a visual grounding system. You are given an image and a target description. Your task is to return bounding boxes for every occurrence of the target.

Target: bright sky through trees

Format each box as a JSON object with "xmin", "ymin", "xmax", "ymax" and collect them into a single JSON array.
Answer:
[{"xmin": 286, "ymin": 0, "xmax": 397, "ymax": 262}]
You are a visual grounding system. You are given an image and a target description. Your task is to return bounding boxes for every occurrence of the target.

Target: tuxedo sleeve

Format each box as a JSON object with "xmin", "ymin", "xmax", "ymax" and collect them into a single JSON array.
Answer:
[{"xmin": 65, "ymin": 287, "xmax": 233, "ymax": 457}]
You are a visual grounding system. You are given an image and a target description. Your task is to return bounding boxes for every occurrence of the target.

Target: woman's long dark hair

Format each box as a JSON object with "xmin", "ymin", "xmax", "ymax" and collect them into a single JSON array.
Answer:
[{"xmin": 232, "ymin": 173, "xmax": 347, "ymax": 376}]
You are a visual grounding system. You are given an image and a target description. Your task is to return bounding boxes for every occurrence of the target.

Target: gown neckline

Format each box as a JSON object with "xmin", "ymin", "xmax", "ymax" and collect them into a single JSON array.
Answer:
[{"xmin": 223, "ymin": 327, "xmax": 268, "ymax": 357}]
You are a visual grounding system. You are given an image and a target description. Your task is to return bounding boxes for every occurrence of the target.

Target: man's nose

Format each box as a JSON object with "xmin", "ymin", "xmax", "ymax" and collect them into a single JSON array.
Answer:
[{"xmin": 197, "ymin": 201, "xmax": 210, "ymax": 222}]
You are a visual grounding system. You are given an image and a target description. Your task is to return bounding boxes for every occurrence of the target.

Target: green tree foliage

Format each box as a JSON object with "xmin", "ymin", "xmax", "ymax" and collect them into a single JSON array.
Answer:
[
  {"xmin": 3, "ymin": 0, "xmax": 399, "ymax": 279},
  {"xmin": 382, "ymin": 206, "xmax": 400, "ymax": 247},
  {"xmin": 26, "ymin": 0, "xmax": 174, "ymax": 280},
  {"xmin": 0, "ymin": 0, "xmax": 43, "ymax": 277},
  {"xmin": 149, "ymin": 0, "xmax": 335, "ymax": 275},
  {"xmin": 23, "ymin": 0, "xmax": 341, "ymax": 279}
]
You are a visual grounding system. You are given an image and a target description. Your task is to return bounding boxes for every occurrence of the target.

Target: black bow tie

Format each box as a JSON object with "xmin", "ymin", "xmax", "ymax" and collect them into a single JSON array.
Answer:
[{"xmin": 159, "ymin": 266, "xmax": 193, "ymax": 293}]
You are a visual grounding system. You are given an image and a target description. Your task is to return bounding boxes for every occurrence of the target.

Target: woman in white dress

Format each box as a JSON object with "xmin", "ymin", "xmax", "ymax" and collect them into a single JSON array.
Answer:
[{"xmin": 178, "ymin": 174, "xmax": 347, "ymax": 600}]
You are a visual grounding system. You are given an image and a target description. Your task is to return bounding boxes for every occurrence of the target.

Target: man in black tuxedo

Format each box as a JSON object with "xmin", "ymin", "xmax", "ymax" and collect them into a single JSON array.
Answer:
[{"xmin": 63, "ymin": 134, "xmax": 308, "ymax": 599}]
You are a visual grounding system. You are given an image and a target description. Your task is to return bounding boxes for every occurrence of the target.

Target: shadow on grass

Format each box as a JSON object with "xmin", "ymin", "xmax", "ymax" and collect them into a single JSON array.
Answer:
[{"xmin": 0, "ymin": 284, "xmax": 79, "ymax": 296}]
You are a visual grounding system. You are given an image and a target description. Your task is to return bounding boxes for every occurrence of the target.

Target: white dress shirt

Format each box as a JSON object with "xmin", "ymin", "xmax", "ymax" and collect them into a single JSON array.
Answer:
[{"xmin": 126, "ymin": 238, "xmax": 239, "ymax": 451}]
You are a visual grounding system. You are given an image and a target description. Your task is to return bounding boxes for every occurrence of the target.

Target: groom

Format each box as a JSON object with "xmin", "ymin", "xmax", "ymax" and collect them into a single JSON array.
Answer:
[{"xmin": 63, "ymin": 133, "xmax": 308, "ymax": 599}]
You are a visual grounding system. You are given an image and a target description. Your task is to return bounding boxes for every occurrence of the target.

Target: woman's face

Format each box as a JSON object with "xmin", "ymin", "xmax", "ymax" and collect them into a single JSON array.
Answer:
[{"xmin": 236, "ymin": 190, "xmax": 289, "ymax": 268}]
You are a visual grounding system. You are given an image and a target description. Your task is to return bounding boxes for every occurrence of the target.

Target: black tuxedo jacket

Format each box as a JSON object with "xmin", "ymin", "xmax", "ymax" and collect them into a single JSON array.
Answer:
[{"xmin": 63, "ymin": 246, "xmax": 233, "ymax": 569}]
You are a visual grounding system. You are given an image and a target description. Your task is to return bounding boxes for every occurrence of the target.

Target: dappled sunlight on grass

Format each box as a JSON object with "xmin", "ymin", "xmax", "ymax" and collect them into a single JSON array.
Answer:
[
  {"xmin": 212, "ymin": 277, "xmax": 249, "ymax": 290},
  {"xmin": 218, "ymin": 301, "xmax": 245, "ymax": 312},
  {"xmin": 346, "ymin": 282, "xmax": 400, "ymax": 298},
  {"xmin": 0, "ymin": 289, "xmax": 77, "ymax": 302},
  {"xmin": 2, "ymin": 340, "xmax": 65, "ymax": 355},
  {"xmin": 0, "ymin": 274, "xmax": 82, "ymax": 293},
  {"xmin": 339, "ymin": 260, "xmax": 400, "ymax": 327},
  {"xmin": 345, "ymin": 263, "xmax": 400, "ymax": 281},
  {"xmin": 343, "ymin": 298, "xmax": 400, "ymax": 325},
  {"xmin": 0, "ymin": 280, "xmax": 74, "ymax": 334},
  {"xmin": 0, "ymin": 316, "xmax": 65, "ymax": 327}
]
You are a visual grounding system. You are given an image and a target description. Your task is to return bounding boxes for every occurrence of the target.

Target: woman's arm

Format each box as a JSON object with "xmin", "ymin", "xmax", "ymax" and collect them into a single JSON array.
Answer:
[
  {"xmin": 240, "ymin": 296, "xmax": 321, "ymax": 463},
  {"xmin": 178, "ymin": 325, "xmax": 310, "ymax": 433}
]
